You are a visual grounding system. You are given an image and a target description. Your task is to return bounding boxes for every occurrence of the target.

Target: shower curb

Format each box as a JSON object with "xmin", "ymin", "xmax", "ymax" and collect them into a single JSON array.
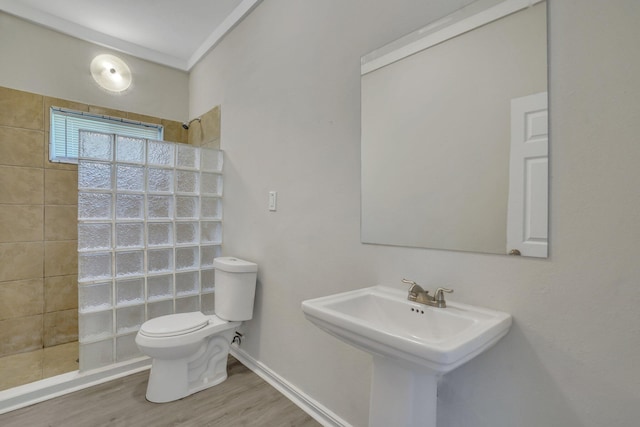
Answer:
[{"xmin": 0, "ymin": 357, "xmax": 151, "ymax": 415}]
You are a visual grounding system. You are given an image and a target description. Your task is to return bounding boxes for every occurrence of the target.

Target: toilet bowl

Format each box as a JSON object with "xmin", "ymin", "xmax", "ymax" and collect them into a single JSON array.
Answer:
[{"xmin": 135, "ymin": 257, "xmax": 258, "ymax": 403}]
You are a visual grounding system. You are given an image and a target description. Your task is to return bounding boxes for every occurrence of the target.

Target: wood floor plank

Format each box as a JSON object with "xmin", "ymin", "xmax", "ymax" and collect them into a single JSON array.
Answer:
[{"xmin": 0, "ymin": 356, "xmax": 321, "ymax": 427}]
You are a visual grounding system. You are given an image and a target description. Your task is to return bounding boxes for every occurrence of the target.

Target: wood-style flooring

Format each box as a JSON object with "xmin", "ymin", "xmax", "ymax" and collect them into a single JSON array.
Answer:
[{"xmin": 0, "ymin": 356, "xmax": 321, "ymax": 427}]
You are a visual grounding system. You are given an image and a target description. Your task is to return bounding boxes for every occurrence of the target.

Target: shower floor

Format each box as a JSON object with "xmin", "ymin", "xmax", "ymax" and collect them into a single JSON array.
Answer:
[{"xmin": 0, "ymin": 342, "xmax": 78, "ymax": 392}]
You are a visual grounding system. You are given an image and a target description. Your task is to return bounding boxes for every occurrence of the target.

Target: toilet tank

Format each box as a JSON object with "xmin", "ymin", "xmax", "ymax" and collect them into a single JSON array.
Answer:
[{"xmin": 213, "ymin": 257, "xmax": 258, "ymax": 321}]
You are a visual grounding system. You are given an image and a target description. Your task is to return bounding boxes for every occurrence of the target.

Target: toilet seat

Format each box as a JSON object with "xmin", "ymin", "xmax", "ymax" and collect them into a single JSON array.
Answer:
[{"xmin": 140, "ymin": 312, "xmax": 209, "ymax": 337}]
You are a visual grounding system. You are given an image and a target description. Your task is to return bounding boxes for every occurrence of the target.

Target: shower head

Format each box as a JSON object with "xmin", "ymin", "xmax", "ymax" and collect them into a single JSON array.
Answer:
[{"xmin": 181, "ymin": 118, "xmax": 201, "ymax": 130}]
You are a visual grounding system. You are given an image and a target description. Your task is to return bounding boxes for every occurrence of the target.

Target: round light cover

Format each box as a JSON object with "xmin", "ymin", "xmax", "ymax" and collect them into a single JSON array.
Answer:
[{"xmin": 90, "ymin": 54, "xmax": 132, "ymax": 92}]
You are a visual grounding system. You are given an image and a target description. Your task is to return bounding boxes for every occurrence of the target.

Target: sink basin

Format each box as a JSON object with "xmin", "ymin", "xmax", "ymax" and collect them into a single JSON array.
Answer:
[
  {"xmin": 303, "ymin": 285, "xmax": 512, "ymax": 427},
  {"xmin": 302, "ymin": 285, "xmax": 512, "ymax": 374}
]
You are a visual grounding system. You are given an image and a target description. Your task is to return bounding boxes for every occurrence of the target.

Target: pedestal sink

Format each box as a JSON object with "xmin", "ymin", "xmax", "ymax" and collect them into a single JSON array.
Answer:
[{"xmin": 301, "ymin": 286, "xmax": 511, "ymax": 427}]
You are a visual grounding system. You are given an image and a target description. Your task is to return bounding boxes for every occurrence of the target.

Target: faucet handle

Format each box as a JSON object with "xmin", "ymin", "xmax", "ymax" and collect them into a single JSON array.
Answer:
[
  {"xmin": 402, "ymin": 278, "xmax": 426, "ymax": 293},
  {"xmin": 402, "ymin": 278, "xmax": 426, "ymax": 302},
  {"xmin": 434, "ymin": 287, "xmax": 453, "ymax": 303}
]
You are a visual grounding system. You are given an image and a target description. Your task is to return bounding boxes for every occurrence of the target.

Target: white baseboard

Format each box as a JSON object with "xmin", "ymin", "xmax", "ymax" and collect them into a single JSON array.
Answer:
[
  {"xmin": 230, "ymin": 346, "xmax": 351, "ymax": 427},
  {"xmin": 0, "ymin": 357, "xmax": 151, "ymax": 415}
]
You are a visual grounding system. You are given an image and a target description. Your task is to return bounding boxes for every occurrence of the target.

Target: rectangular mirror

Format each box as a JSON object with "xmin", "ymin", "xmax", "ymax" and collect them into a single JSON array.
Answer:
[{"xmin": 361, "ymin": 0, "xmax": 548, "ymax": 257}]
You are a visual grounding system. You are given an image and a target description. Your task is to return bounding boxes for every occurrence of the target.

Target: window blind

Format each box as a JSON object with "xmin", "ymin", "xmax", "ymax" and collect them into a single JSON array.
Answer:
[{"xmin": 50, "ymin": 107, "xmax": 164, "ymax": 163}]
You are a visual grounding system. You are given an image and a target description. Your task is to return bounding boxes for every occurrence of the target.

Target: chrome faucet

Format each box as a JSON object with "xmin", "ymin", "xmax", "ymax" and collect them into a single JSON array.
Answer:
[{"xmin": 402, "ymin": 279, "xmax": 453, "ymax": 308}]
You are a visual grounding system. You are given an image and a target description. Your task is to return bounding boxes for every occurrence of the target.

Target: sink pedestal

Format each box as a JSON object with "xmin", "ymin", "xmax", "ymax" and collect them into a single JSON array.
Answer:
[
  {"xmin": 369, "ymin": 356, "xmax": 437, "ymax": 427},
  {"xmin": 302, "ymin": 286, "xmax": 512, "ymax": 427}
]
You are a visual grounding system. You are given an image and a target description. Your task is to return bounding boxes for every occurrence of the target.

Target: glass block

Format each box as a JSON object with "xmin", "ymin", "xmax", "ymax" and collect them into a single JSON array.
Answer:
[
  {"xmin": 176, "ymin": 144, "xmax": 199, "ymax": 169},
  {"xmin": 176, "ymin": 246, "xmax": 199, "ymax": 271},
  {"xmin": 200, "ymin": 197, "xmax": 222, "ymax": 220},
  {"xmin": 200, "ymin": 173, "xmax": 222, "ymax": 196},
  {"xmin": 176, "ymin": 296, "xmax": 200, "ymax": 314},
  {"xmin": 79, "ymin": 252, "xmax": 112, "ymax": 282},
  {"xmin": 200, "ymin": 221, "xmax": 222, "ymax": 244},
  {"xmin": 176, "ymin": 248, "xmax": 199, "ymax": 270},
  {"xmin": 200, "ymin": 245, "xmax": 221, "ymax": 268},
  {"xmin": 147, "ymin": 222, "xmax": 173, "ymax": 247},
  {"xmin": 115, "ymin": 251, "xmax": 144, "ymax": 277},
  {"xmin": 79, "ymin": 282, "xmax": 113, "ymax": 313},
  {"xmin": 78, "ymin": 161, "xmax": 112, "ymax": 190},
  {"xmin": 80, "ymin": 339, "xmax": 114, "ymax": 371},
  {"xmin": 148, "ymin": 248, "xmax": 174, "ymax": 273},
  {"xmin": 147, "ymin": 275, "xmax": 173, "ymax": 301},
  {"xmin": 176, "ymin": 271, "xmax": 200, "ymax": 296},
  {"xmin": 116, "ymin": 278, "xmax": 145, "ymax": 306},
  {"xmin": 175, "ymin": 170, "xmax": 199, "ymax": 194},
  {"xmin": 200, "ymin": 148, "xmax": 223, "ymax": 172},
  {"xmin": 79, "ymin": 131, "xmax": 113, "ymax": 161},
  {"xmin": 147, "ymin": 168, "xmax": 173, "ymax": 193},
  {"xmin": 116, "ymin": 135, "xmax": 146, "ymax": 164},
  {"xmin": 116, "ymin": 194, "xmax": 144, "ymax": 220},
  {"xmin": 78, "ymin": 223, "xmax": 112, "ymax": 251},
  {"xmin": 147, "ymin": 140, "xmax": 175, "ymax": 167},
  {"xmin": 116, "ymin": 305, "xmax": 145, "ymax": 334},
  {"xmin": 147, "ymin": 195, "xmax": 174, "ymax": 219},
  {"xmin": 116, "ymin": 333, "xmax": 142, "ymax": 362},
  {"xmin": 201, "ymin": 292, "xmax": 215, "ymax": 315},
  {"xmin": 147, "ymin": 300, "xmax": 173, "ymax": 320},
  {"xmin": 201, "ymin": 269, "xmax": 215, "ymax": 292},
  {"xmin": 79, "ymin": 310, "xmax": 113, "ymax": 342},
  {"xmin": 78, "ymin": 192, "xmax": 112, "ymax": 220},
  {"xmin": 176, "ymin": 196, "xmax": 198, "ymax": 219},
  {"xmin": 176, "ymin": 222, "xmax": 199, "ymax": 245},
  {"xmin": 116, "ymin": 164, "xmax": 145, "ymax": 192},
  {"xmin": 115, "ymin": 223, "xmax": 144, "ymax": 248}
]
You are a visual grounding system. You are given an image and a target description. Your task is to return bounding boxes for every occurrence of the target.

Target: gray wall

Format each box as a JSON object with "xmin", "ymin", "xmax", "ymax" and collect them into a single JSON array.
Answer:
[
  {"xmin": 0, "ymin": 12, "xmax": 188, "ymax": 122},
  {"xmin": 190, "ymin": 0, "xmax": 640, "ymax": 426}
]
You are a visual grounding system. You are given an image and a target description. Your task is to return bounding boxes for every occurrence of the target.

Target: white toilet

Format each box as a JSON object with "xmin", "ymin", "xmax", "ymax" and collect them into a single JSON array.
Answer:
[{"xmin": 135, "ymin": 256, "xmax": 258, "ymax": 403}]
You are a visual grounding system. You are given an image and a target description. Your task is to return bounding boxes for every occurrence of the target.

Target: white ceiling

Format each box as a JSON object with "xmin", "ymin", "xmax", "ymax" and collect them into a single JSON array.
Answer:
[{"xmin": 0, "ymin": 0, "xmax": 262, "ymax": 71}]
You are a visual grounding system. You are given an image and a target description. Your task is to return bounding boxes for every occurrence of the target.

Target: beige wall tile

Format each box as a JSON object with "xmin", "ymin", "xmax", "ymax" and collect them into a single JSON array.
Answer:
[
  {"xmin": 162, "ymin": 119, "xmax": 188, "ymax": 144},
  {"xmin": 127, "ymin": 112, "xmax": 162, "ymax": 125},
  {"xmin": 43, "ymin": 309, "xmax": 77, "ymax": 347},
  {"xmin": 45, "ymin": 205, "xmax": 77, "ymax": 241},
  {"xmin": 44, "ymin": 241, "xmax": 78, "ymax": 277},
  {"xmin": 187, "ymin": 106, "xmax": 220, "ymax": 147},
  {"xmin": 0, "ymin": 349, "xmax": 43, "ymax": 391},
  {"xmin": 0, "ymin": 126, "xmax": 44, "ymax": 168},
  {"xmin": 199, "ymin": 139, "xmax": 221, "ymax": 149},
  {"xmin": 0, "ymin": 315, "xmax": 43, "ymax": 357},
  {"xmin": 0, "ymin": 279, "xmax": 44, "ymax": 321},
  {"xmin": 0, "ymin": 242, "xmax": 43, "ymax": 282},
  {"xmin": 44, "ymin": 169, "xmax": 78, "ymax": 205},
  {"xmin": 88, "ymin": 105, "xmax": 126, "ymax": 118},
  {"xmin": 0, "ymin": 205, "xmax": 43, "ymax": 242},
  {"xmin": 44, "ymin": 275, "xmax": 78, "ymax": 312},
  {"xmin": 43, "ymin": 341, "xmax": 78, "ymax": 378},
  {"xmin": 0, "ymin": 86, "xmax": 43, "ymax": 130},
  {"xmin": 0, "ymin": 166, "xmax": 43, "ymax": 204}
]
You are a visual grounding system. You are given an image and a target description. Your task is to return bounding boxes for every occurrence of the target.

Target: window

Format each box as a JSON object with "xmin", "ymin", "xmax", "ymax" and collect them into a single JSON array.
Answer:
[{"xmin": 50, "ymin": 107, "xmax": 164, "ymax": 164}]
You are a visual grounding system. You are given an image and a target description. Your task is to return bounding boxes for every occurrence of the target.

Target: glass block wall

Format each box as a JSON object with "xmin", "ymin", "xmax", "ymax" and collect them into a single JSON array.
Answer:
[{"xmin": 77, "ymin": 131, "xmax": 223, "ymax": 371}]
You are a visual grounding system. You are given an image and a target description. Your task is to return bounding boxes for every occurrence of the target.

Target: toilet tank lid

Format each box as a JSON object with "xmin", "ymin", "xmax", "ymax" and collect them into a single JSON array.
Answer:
[
  {"xmin": 213, "ymin": 257, "xmax": 258, "ymax": 273},
  {"xmin": 139, "ymin": 312, "xmax": 209, "ymax": 337}
]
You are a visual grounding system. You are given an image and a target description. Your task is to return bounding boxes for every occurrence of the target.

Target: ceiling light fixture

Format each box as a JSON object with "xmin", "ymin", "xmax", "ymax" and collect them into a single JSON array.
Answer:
[{"xmin": 90, "ymin": 54, "xmax": 132, "ymax": 92}]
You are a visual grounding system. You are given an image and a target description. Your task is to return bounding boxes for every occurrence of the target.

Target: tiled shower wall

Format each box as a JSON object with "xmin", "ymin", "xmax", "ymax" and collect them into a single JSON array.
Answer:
[{"xmin": 0, "ymin": 85, "xmax": 207, "ymax": 389}]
